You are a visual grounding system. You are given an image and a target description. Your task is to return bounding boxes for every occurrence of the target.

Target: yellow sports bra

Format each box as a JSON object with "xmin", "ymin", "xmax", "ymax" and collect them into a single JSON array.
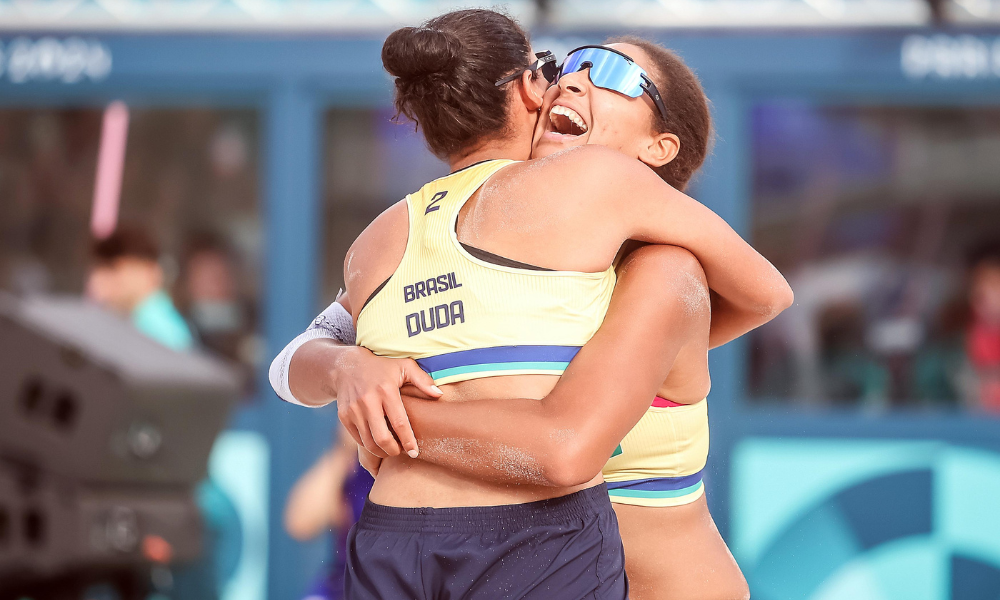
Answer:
[{"xmin": 356, "ymin": 159, "xmax": 616, "ymax": 385}]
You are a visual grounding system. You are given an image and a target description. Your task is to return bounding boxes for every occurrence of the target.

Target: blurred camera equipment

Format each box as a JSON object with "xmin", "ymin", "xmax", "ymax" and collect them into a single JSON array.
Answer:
[{"xmin": 0, "ymin": 294, "xmax": 239, "ymax": 599}]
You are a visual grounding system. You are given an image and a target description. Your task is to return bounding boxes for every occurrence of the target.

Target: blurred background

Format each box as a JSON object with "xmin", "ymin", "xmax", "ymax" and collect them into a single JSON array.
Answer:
[{"xmin": 1, "ymin": 1, "xmax": 999, "ymax": 599}]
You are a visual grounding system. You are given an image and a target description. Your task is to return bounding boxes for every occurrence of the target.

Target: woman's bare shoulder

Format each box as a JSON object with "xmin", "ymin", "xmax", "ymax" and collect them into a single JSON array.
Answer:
[
  {"xmin": 529, "ymin": 145, "xmax": 670, "ymax": 207},
  {"xmin": 343, "ymin": 199, "xmax": 408, "ymax": 312},
  {"xmin": 535, "ymin": 145, "xmax": 641, "ymax": 176}
]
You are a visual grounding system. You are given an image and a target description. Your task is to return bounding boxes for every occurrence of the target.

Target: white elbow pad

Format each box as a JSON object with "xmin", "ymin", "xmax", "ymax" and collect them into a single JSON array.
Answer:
[
  {"xmin": 307, "ymin": 300, "xmax": 357, "ymax": 345},
  {"xmin": 269, "ymin": 301, "xmax": 358, "ymax": 406}
]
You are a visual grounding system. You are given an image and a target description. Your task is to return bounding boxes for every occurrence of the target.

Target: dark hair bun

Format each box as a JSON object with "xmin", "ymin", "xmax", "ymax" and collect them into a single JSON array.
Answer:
[
  {"xmin": 381, "ymin": 9, "xmax": 531, "ymax": 159},
  {"xmin": 382, "ymin": 26, "xmax": 461, "ymax": 80}
]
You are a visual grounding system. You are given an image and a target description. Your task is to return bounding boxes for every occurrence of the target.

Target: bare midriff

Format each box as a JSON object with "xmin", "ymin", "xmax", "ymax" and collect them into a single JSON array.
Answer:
[{"xmin": 368, "ymin": 373, "xmax": 603, "ymax": 508}]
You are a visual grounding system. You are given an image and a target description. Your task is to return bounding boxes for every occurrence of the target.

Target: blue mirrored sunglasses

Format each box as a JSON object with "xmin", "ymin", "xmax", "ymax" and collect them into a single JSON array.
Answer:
[{"xmin": 557, "ymin": 45, "xmax": 669, "ymax": 125}]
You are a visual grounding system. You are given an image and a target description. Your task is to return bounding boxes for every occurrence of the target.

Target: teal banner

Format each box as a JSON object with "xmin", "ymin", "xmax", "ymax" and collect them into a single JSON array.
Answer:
[{"xmin": 732, "ymin": 439, "xmax": 1000, "ymax": 599}]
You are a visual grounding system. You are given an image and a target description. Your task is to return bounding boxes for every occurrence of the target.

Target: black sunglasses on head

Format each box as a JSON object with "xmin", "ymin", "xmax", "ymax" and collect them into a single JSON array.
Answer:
[{"xmin": 494, "ymin": 51, "xmax": 559, "ymax": 87}]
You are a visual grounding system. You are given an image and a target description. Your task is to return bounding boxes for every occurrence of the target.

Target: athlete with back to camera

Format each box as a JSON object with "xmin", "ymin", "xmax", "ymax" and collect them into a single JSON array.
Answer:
[{"xmin": 273, "ymin": 10, "xmax": 789, "ymax": 599}]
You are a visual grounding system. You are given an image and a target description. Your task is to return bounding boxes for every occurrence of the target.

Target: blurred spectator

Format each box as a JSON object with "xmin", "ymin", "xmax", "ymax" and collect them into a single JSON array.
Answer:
[
  {"xmin": 176, "ymin": 233, "xmax": 258, "ymax": 394},
  {"xmin": 87, "ymin": 227, "xmax": 193, "ymax": 351},
  {"xmin": 87, "ymin": 227, "xmax": 238, "ymax": 600},
  {"xmin": 177, "ymin": 234, "xmax": 256, "ymax": 363},
  {"xmin": 284, "ymin": 427, "xmax": 374, "ymax": 600},
  {"xmin": 967, "ymin": 242, "xmax": 1000, "ymax": 413},
  {"xmin": 817, "ymin": 301, "xmax": 890, "ymax": 407},
  {"xmin": 749, "ymin": 103, "xmax": 1000, "ymax": 410},
  {"xmin": 910, "ymin": 298, "xmax": 965, "ymax": 407}
]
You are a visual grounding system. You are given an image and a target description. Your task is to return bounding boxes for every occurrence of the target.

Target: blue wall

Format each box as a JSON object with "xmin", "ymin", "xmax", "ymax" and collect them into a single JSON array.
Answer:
[{"xmin": 3, "ymin": 28, "xmax": 999, "ymax": 599}]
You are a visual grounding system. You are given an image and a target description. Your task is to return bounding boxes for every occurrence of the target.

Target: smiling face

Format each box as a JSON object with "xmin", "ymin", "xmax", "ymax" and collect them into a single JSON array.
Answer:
[{"xmin": 531, "ymin": 43, "xmax": 679, "ymax": 167}]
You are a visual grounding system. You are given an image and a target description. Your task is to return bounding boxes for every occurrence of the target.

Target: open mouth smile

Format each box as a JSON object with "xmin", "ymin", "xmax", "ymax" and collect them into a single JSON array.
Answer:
[{"xmin": 548, "ymin": 105, "xmax": 589, "ymax": 137}]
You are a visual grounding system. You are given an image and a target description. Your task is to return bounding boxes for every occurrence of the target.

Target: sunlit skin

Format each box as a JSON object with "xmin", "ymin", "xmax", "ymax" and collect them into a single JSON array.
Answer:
[
  {"xmin": 288, "ymin": 43, "xmax": 783, "ymax": 600},
  {"xmin": 528, "ymin": 43, "xmax": 750, "ymax": 600},
  {"xmin": 532, "ymin": 44, "xmax": 680, "ymax": 169}
]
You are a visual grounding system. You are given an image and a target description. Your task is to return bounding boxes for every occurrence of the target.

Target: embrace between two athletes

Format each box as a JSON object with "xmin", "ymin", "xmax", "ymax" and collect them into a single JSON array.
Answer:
[{"xmin": 274, "ymin": 9, "xmax": 792, "ymax": 600}]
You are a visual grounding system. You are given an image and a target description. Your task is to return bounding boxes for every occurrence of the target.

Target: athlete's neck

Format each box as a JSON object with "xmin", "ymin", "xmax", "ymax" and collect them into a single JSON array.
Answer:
[{"xmin": 449, "ymin": 138, "xmax": 530, "ymax": 173}]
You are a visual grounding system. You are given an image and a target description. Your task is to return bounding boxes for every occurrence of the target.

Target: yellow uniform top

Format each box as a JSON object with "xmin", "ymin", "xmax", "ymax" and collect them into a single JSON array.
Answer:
[
  {"xmin": 356, "ymin": 160, "xmax": 616, "ymax": 385},
  {"xmin": 603, "ymin": 399, "xmax": 709, "ymax": 507}
]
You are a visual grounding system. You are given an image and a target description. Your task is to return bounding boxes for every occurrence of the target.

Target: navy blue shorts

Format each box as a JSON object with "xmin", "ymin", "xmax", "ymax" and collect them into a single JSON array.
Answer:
[{"xmin": 345, "ymin": 484, "xmax": 628, "ymax": 599}]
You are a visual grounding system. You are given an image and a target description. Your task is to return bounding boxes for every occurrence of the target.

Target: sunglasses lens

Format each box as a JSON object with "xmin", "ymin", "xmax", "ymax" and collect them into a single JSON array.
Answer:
[
  {"xmin": 541, "ymin": 61, "xmax": 559, "ymax": 83},
  {"xmin": 558, "ymin": 49, "xmax": 588, "ymax": 81},
  {"xmin": 589, "ymin": 53, "xmax": 644, "ymax": 98},
  {"xmin": 559, "ymin": 47, "xmax": 645, "ymax": 98},
  {"xmin": 557, "ymin": 46, "xmax": 669, "ymax": 125}
]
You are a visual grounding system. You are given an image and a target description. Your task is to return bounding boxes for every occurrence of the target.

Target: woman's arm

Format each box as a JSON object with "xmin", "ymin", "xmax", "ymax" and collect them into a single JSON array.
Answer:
[
  {"xmin": 566, "ymin": 145, "xmax": 793, "ymax": 346},
  {"xmin": 289, "ymin": 335, "xmax": 439, "ymax": 459},
  {"xmin": 271, "ymin": 293, "xmax": 439, "ymax": 459},
  {"xmin": 279, "ymin": 199, "xmax": 442, "ymax": 459},
  {"xmin": 269, "ymin": 298, "xmax": 357, "ymax": 406},
  {"xmin": 616, "ymin": 151, "xmax": 793, "ymax": 344},
  {"xmin": 284, "ymin": 437, "xmax": 354, "ymax": 540},
  {"xmin": 400, "ymin": 245, "xmax": 711, "ymax": 487}
]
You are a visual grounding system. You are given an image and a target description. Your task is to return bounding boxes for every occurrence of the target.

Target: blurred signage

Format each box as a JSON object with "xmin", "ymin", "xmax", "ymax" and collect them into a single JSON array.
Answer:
[
  {"xmin": 732, "ymin": 438, "xmax": 1000, "ymax": 600},
  {"xmin": 0, "ymin": 0, "xmax": 535, "ymax": 31},
  {"xmin": 556, "ymin": 0, "xmax": 928, "ymax": 28},
  {"xmin": 902, "ymin": 34, "xmax": 1000, "ymax": 79},
  {"xmin": 0, "ymin": 37, "xmax": 111, "ymax": 84}
]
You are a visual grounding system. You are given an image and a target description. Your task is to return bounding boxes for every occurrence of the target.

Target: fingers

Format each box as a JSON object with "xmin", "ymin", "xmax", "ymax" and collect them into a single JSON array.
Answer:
[
  {"xmin": 342, "ymin": 402, "xmax": 388, "ymax": 458},
  {"xmin": 339, "ymin": 416, "xmax": 365, "ymax": 448},
  {"xmin": 399, "ymin": 383, "xmax": 435, "ymax": 400},
  {"xmin": 337, "ymin": 400, "xmax": 365, "ymax": 446},
  {"xmin": 363, "ymin": 393, "xmax": 402, "ymax": 457},
  {"xmin": 358, "ymin": 445, "xmax": 381, "ymax": 478},
  {"xmin": 401, "ymin": 360, "xmax": 442, "ymax": 399},
  {"xmin": 355, "ymin": 420, "xmax": 388, "ymax": 459},
  {"xmin": 382, "ymin": 393, "xmax": 419, "ymax": 459},
  {"xmin": 333, "ymin": 355, "xmax": 434, "ymax": 460},
  {"xmin": 339, "ymin": 390, "xmax": 397, "ymax": 458}
]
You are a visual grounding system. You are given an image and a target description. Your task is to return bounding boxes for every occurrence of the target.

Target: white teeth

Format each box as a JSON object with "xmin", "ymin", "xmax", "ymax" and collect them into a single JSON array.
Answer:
[{"xmin": 549, "ymin": 105, "xmax": 588, "ymax": 133}]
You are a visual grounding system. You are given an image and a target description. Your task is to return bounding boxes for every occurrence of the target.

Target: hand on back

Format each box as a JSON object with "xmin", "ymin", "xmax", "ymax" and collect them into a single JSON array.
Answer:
[
  {"xmin": 334, "ymin": 346, "xmax": 442, "ymax": 459},
  {"xmin": 358, "ymin": 444, "xmax": 382, "ymax": 478}
]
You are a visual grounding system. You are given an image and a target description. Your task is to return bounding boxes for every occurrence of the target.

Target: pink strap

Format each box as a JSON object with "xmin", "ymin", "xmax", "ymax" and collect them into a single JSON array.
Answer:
[{"xmin": 651, "ymin": 396, "xmax": 685, "ymax": 408}]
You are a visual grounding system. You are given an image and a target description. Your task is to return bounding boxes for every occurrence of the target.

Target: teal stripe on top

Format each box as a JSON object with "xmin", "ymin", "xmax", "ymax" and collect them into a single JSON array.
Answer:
[
  {"xmin": 606, "ymin": 480, "xmax": 704, "ymax": 499},
  {"xmin": 430, "ymin": 361, "xmax": 570, "ymax": 380}
]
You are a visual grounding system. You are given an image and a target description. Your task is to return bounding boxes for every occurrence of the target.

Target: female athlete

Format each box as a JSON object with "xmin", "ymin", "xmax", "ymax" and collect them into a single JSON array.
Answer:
[{"xmin": 272, "ymin": 9, "xmax": 790, "ymax": 599}]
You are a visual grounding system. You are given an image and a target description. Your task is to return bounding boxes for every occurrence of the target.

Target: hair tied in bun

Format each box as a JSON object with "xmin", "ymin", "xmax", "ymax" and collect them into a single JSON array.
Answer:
[
  {"xmin": 381, "ymin": 9, "xmax": 532, "ymax": 159},
  {"xmin": 382, "ymin": 26, "xmax": 461, "ymax": 81}
]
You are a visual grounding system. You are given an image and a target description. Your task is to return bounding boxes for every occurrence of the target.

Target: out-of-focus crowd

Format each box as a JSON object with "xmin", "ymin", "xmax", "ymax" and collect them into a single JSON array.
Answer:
[
  {"xmin": 4, "ymin": 105, "xmax": 1000, "ymax": 414},
  {"xmin": 0, "ymin": 109, "xmax": 262, "ymax": 392},
  {"xmin": 752, "ymin": 244, "xmax": 1000, "ymax": 412},
  {"xmin": 748, "ymin": 103, "xmax": 1000, "ymax": 413},
  {"xmin": 83, "ymin": 226, "xmax": 259, "ymax": 392}
]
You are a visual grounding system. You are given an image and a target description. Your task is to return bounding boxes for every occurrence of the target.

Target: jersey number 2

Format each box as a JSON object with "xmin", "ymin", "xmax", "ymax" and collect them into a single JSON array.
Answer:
[{"xmin": 425, "ymin": 191, "xmax": 448, "ymax": 215}]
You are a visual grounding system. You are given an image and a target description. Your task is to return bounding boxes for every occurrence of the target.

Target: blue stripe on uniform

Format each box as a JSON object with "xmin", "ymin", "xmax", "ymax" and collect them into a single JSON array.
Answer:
[
  {"xmin": 605, "ymin": 470, "xmax": 705, "ymax": 492},
  {"xmin": 416, "ymin": 345, "xmax": 581, "ymax": 373}
]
